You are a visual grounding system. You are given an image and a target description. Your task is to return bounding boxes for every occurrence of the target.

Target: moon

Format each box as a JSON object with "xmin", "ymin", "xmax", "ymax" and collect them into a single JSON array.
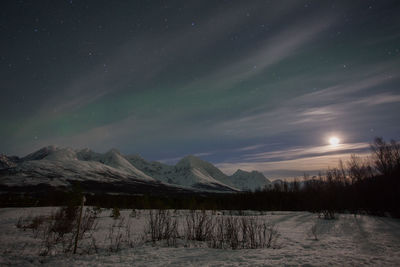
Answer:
[{"xmin": 329, "ymin": 137, "xmax": 340, "ymax": 146}]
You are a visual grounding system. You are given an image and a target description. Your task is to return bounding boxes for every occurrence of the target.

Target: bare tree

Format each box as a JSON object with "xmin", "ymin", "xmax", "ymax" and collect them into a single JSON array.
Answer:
[{"xmin": 371, "ymin": 137, "xmax": 400, "ymax": 176}]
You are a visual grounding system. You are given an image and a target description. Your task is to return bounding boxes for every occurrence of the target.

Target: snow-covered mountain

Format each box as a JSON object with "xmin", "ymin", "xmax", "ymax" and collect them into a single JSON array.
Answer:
[
  {"xmin": 0, "ymin": 146, "xmax": 165, "ymax": 195},
  {"xmin": 0, "ymin": 154, "xmax": 18, "ymax": 169},
  {"xmin": 126, "ymin": 155, "xmax": 271, "ymax": 191},
  {"xmin": 0, "ymin": 146, "xmax": 271, "ymax": 194},
  {"xmin": 125, "ymin": 154, "xmax": 175, "ymax": 182},
  {"xmin": 172, "ymin": 155, "xmax": 238, "ymax": 191},
  {"xmin": 125, "ymin": 154, "xmax": 237, "ymax": 191},
  {"xmin": 228, "ymin": 169, "xmax": 271, "ymax": 191}
]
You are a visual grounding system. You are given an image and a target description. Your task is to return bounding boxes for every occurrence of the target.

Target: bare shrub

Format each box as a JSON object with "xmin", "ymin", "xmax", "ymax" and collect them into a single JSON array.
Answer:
[
  {"xmin": 142, "ymin": 210, "xmax": 279, "ymax": 250},
  {"xmin": 266, "ymin": 224, "xmax": 279, "ymax": 248},
  {"xmin": 210, "ymin": 216, "xmax": 225, "ymax": 249},
  {"xmin": 16, "ymin": 205, "xmax": 98, "ymax": 256},
  {"xmin": 110, "ymin": 207, "xmax": 120, "ymax": 219},
  {"xmin": 224, "ymin": 216, "xmax": 240, "ymax": 249},
  {"xmin": 50, "ymin": 206, "xmax": 78, "ymax": 237},
  {"xmin": 80, "ymin": 208, "xmax": 99, "ymax": 236},
  {"xmin": 239, "ymin": 217, "xmax": 278, "ymax": 249},
  {"xmin": 185, "ymin": 210, "xmax": 214, "ymax": 242},
  {"xmin": 184, "ymin": 212, "xmax": 279, "ymax": 250},
  {"xmin": 347, "ymin": 154, "xmax": 373, "ymax": 183},
  {"xmin": 107, "ymin": 217, "xmax": 125, "ymax": 252},
  {"xmin": 371, "ymin": 137, "xmax": 400, "ymax": 176},
  {"xmin": 130, "ymin": 209, "xmax": 137, "ymax": 218},
  {"xmin": 91, "ymin": 206, "xmax": 102, "ymax": 217},
  {"xmin": 309, "ymin": 221, "xmax": 319, "ymax": 241},
  {"xmin": 147, "ymin": 209, "xmax": 179, "ymax": 246},
  {"xmin": 16, "ymin": 214, "xmax": 46, "ymax": 237},
  {"xmin": 125, "ymin": 217, "xmax": 135, "ymax": 248},
  {"xmin": 320, "ymin": 210, "xmax": 336, "ymax": 220}
]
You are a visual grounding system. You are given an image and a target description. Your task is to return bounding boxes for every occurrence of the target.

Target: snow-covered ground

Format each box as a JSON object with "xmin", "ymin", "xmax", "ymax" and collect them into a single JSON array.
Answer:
[{"xmin": 1, "ymin": 208, "xmax": 400, "ymax": 266}]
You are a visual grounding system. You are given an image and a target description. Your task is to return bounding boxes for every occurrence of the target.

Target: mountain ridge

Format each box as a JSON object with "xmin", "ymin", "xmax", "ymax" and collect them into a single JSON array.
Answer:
[{"xmin": 0, "ymin": 146, "xmax": 272, "ymax": 194}]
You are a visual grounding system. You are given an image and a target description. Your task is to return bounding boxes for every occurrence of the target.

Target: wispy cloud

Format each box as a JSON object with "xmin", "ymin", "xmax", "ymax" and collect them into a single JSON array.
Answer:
[
  {"xmin": 217, "ymin": 151, "xmax": 371, "ymax": 179},
  {"xmin": 193, "ymin": 151, "xmax": 215, "ymax": 157},
  {"xmin": 215, "ymin": 69, "xmax": 399, "ymax": 139},
  {"xmin": 36, "ymin": 2, "xmax": 305, "ymax": 115},
  {"xmin": 183, "ymin": 10, "xmax": 338, "ymax": 93},
  {"xmin": 234, "ymin": 144, "xmax": 267, "ymax": 152},
  {"xmin": 355, "ymin": 93, "xmax": 400, "ymax": 106},
  {"xmin": 243, "ymin": 142, "xmax": 370, "ymax": 162}
]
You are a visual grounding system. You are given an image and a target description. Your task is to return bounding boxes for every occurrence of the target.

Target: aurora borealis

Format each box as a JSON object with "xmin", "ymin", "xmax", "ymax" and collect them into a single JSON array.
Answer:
[{"xmin": 1, "ymin": 0, "xmax": 400, "ymax": 179}]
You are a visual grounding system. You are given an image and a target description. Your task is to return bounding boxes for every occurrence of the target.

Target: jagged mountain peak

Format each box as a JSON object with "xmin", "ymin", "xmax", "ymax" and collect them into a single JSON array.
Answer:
[
  {"xmin": 229, "ymin": 169, "xmax": 270, "ymax": 191},
  {"xmin": 78, "ymin": 147, "xmax": 93, "ymax": 153},
  {"xmin": 176, "ymin": 155, "xmax": 226, "ymax": 177},
  {"xmin": 22, "ymin": 145, "xmax": 60, "ymax": 161},
  {"xmin": 233, "ymin": 169, "xmax": 248, "ymax": 175},
  {"xmin": 0, "ymin": 154, "xmax": 19, "ymax": 169},
  {"xmin": 177, "ymin": 155, "xmax": 202, "ymax": 165},
  {"xmin": 126, "ymin": 153, "xmax": 145, "ymax": 161},
  {"xmin": 45, "ymin": 147, "xmax": 78, "ymax": 161},
  {"xmin": 22, "ymin": 145, "xmax": 79, "ymax": 161},
  {"xmin": 172, "ymin": 155, "xmax": 237, "ymax": 191},
  {"xmin": 240, "ymin": 170, "xmax": 266, "ymax": 178},
  {"xmin": 105, "ymin": 148, "xmax": 121, "ymax": 155},
  {"xmin": 176, "ymin": 155, "xmax": 217, "ymax": 170}
]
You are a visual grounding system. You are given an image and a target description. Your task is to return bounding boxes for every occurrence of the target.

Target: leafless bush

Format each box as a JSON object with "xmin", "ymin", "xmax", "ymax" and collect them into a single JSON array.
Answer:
[
  {"xmin": 210, "ymin": 216, "xmax": 225, "ymax": 248},
  {"xmin": 266, "ymin": 224, "xmax": 279, "ymax": 248},
  {"xmin": 15, "ymin": 216, "xmax": 27, "ymax": 229},
  {"xmin": 309, "ymin": 221, "xmax": 319, "ymax": 241},
  {"xmin": 16, "ymin": 214, "xmax": 47, "ymax": 237},
  {"xmin": 320, "ymin": 210, "xmax": 336, "ymax": 220},
  {"xmin": 124, "ymin": 217, "xmax": 144, "ymax": 248},
  {"xmin": 142, "ymin": 210, "xmax": 280, "ymax": 250},
  {"xmin": 125, "ymin": 217, "xmax": 135, "ymax": 248},
  {"xmin": 240, "ymin": 217, "xmax": 278, "ymax": 249},
  {"xmin": 80, "ymin": 208, "xmax": 99, "ymax": 236},
  {"xmin": 210, "ymin": 215, "xmax": 278, "ymax": 249},
  {"xmin": 50, "ymin": 206, "xmax": 79, "ymax": 237},
  {"xmin": 50, "ymin": 207, "xmax": 98, "ymax": 254},
  {"xmin": 147, "ymin": 209, "xmax": 179, "ymax": 246},
  {"xmin": 130, "ymin": 209, "xmax": 137, "ymax": 218},
  {"xmin": 16, "ymin": 206, "xmax": 98, "ymax": 256},
  {"xmin": 185, "ymin": 210, "xmax": 214, "ymax": 242},
  {"xmin": 224, "ymin": 216, "xmax": 240, "ymax": 249},
  {"xmin": 142, "ymin": 210, "xmax": 279, "ymax": 250},
  {"xmin": 347, "ymin": 154, "xmax": 374, "ymax": 183},
  {"xmin": 107, "ymin": 217, "xmax": 125, "ymax": 252},
  {"xmin": 371, "ymin": 137, "xmax": 400, "ymax": 176},
  {"xmin": 110, "ymin": 207, "xmax": 121, "ymax": 219}
]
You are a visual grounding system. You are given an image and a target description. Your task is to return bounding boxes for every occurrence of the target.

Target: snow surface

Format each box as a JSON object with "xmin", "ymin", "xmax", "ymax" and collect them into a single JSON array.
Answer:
[{"xmin": 1, "ymin": 208, "xmax": 400, "ymax": 266}]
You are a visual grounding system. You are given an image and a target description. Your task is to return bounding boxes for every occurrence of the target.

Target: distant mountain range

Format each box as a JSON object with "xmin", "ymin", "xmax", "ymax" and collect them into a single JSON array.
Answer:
[{"xmin": 0, "ymin": 146, "xmax": 273, "ymax": 194}]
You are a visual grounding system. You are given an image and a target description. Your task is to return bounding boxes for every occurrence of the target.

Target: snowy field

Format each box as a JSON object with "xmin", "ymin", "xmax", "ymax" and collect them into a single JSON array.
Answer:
[{"xmin": 1, "ymin": 207, "xmax": 400, "ymax": 266}]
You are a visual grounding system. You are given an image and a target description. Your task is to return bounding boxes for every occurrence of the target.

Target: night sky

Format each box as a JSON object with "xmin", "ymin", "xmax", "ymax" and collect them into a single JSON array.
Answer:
[{"xmin": 1, "ymin": 0, "xmax": 400, "ymax": 179}]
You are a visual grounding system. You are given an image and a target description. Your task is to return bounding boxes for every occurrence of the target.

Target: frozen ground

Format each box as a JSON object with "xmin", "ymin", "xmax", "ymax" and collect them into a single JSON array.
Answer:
[{"xmin": 1, "ymin": 207, "xmax": 400, "ymax": 266}]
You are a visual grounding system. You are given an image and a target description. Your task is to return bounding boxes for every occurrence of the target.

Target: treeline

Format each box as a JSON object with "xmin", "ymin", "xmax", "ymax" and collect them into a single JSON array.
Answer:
[
  {"xmin": 227, "ymin": 137, "xmax": 400, "ymax": 217},
  {"xmin": 1, "ymin": 137, "xmax": 399, "ymax": 217},
  {"xmin": 298, "ymin": 137, "xmax": 400, "ymax": 217}
]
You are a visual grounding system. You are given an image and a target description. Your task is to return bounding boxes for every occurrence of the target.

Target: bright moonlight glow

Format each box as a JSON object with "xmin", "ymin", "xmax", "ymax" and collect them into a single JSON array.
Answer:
[{"xmin": 329, "ymin": 137, "xmax": 340, "ymax": 146}]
